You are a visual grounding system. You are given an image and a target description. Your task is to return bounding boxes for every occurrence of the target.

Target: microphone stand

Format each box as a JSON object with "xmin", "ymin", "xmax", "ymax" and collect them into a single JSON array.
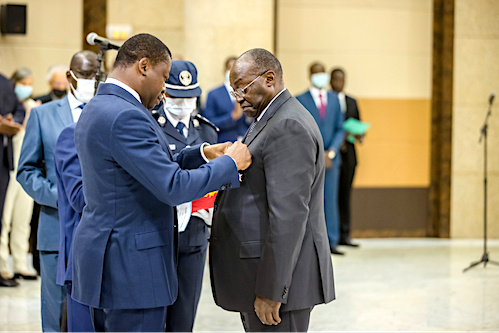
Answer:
[
  {"xmin": 94, "ymin": 42, "xmax": 109, "ymax": 92},
  {"xmin": 463, "ymin": 96, "xmax": 499, "ymax": 272}
]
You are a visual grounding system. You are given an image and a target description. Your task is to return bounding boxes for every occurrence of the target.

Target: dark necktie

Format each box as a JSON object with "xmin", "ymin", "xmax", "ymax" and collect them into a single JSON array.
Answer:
[
  {"xmin": 176, "ymin": 122, "xmax": 186, "ymax": 137},
  {"xmin": 78, "ymin": 104, "xmax": 86, "ymax": 109},
  {"xmin": 243, "ymin": 120, "xmax": 257, "ymax": 142}
]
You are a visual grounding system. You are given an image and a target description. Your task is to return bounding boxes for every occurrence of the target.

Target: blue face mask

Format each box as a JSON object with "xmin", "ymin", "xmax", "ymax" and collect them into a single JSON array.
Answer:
[
  {"xmin": 15, "ymin": 84, "xmax": 33, "ymax": 100},
  {"xmin": 311, "ymin": 72, "xmax": 330, "ymax": 89}
]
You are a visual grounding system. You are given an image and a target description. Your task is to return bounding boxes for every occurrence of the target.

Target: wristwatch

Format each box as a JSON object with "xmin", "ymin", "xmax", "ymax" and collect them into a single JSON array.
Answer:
[{"xmin": 327, "ymin": 150, "xmax": 336, "ymax": 160}]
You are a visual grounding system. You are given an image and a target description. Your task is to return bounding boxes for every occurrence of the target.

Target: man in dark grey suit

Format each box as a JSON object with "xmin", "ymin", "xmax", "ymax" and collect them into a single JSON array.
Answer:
[{"xmin": 210, "ymin": 49, "xmax": 335, "ymax": 332}]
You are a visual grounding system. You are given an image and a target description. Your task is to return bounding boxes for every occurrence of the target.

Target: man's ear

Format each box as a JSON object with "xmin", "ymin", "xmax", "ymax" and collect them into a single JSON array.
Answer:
[
  {"xmin": 265, "ymin": 71, "xmax": 275, "ymax": 86},
  {"xmin": 138, "ymin": 58, "xmax": 150, "ymax": 77}
]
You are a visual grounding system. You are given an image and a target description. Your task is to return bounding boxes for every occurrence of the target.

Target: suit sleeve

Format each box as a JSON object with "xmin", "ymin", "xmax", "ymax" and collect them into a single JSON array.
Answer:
[
  {"xmin": 17, "ymin": 108, "xmax": 58, "ymax": 208},
  {"xmin": 54, "ymin": 126, "xmax": 85, "ymax": 213},
  {"xmin": 109, "ymin": 109, "xmax": 239, "ymax": 206},
  {"xmin": 203, "ymin": 91, "xmax": 239, "ymax": 132},
  {"xmin": 329, "ymin": 102, "xmax": 345, "ymax": 153},
  {"xmin": 254, "ymin": 118, "xmax": 317, "ymax": 304}
]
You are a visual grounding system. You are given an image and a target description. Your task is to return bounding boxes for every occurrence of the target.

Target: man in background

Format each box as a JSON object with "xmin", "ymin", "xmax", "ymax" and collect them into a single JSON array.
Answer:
[
  {"xmin": 17, "ymin": 51, "xmax": 99, "ymax": 331},
  {"xmin": 297, "ymin": 62, "xmax": 345, "ymax": 255},
  {"xmin": 210, "ymin": 49, "xmax": 335, "ymax": 332},
  {"xmin": 34, "ymin": 65, "xmax": 69, "ymax": 104},
  {"xmin": 331, "ymin": 68, "xmax": 362, "ymax": 248},
  {"xmin": 203, "ymin": 56, "xmax": 250, "ymax": 142},
  {"xmin": 0, "ymin": 73, "xmax": 25, "ymax": 287}
]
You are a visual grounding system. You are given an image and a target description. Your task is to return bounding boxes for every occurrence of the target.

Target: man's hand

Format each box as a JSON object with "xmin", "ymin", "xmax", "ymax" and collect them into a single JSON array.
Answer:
[
  {"xmin": 324, "ymin": 151, "xmax": 333, "ymax": 169},
  {"xmin": 231, "ymin": 103, "xmax": 243, "ymax": 121},
  {"xmin": 254, "ymin": 296, "xmax": 281, "ymax": 326},
  {"xmin": 0, "ymin": 114, "xmax": 21, "ymax": 137},
  {"xmin": 225, "ymin": 141, "xmax": 252, "ymax": 171},
  {"xmin": 203, "ymin": 142, "xmax": 232, "ymax": 160}
]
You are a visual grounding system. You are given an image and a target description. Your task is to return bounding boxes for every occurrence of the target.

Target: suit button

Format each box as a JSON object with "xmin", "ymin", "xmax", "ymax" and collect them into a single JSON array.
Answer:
[
  {"xmin": 282, "ymin": 285, "xmax": 289, "ymax": 299},
  {"xmin": 221, "ymin": 185, "xmax": 226, "ymax": 190},
  {"xmin": 214, "ymin": 204, "xmax": 218, "ymax": 212}
]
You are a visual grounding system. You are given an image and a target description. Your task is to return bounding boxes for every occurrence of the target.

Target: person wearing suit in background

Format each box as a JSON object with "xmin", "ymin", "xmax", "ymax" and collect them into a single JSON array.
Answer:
[
  {"xmin": 152, "ymin": 60, "xmax": 219, "ymax": 332},
  {"xmin": 210, "ymin": 49, "xmax": 335, "ymax": 332},
  {"xmin": 331, "ymin": 68, "xmax": 362, "ymax": 248},
  {"xmin": 17, "ymin": 50, "xmax": 99, "ymax": 332},
  {"xmin": 0, "ymin": 73, "xmax": 25, "ymax": 288},
  {"xmin": 203, "ymin": 56, "xmax": 250, "ymax": 142},
  {"xmin": 0, "ymin": 67, "xmax": 38, "ymax": 282},
  {"xmin": 30, "ymin": 64, "xmax": 69, "ymax": 277},
  {"xmin": 54, "ymin": 123, "xmax": 93, "ymax": 332},
  {"xmin": 296, "ymin": 62, "xmax": 345, "ymax": 256},
  {"xmin": 71, "ymin": 33, "xmax": 251, "ymax": 332}
]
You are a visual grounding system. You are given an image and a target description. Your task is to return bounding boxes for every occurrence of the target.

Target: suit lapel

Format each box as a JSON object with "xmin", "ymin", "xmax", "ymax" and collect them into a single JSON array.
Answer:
[
  {"xmin": 186, "ymin": 119, "xmax": 200, "ymax": 145},
  {"xmin": 163, "ymin": 121, "xmax": 186, "ymax": 143},
  {"xmin": 301, "ymin": 91, "xmax": 321, "ymax": 125},
  {"xmin": 55, "ymin": 97, "xmax": 74, "ymax": 127},
  {"xmin": 243, "ymin": 90, "xmax": 292, "ymax": 146}
]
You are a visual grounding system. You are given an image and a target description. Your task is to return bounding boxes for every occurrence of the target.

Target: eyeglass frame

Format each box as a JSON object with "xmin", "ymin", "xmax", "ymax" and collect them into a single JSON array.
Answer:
[{"xmin": 229, "ymin": 70, "xmax": 269, "ymax": 100}]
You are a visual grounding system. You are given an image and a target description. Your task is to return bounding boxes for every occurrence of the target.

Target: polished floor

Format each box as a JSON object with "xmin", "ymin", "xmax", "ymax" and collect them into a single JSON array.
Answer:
[{"xmin": 1, "ymin": 238, "xmax": 498, "ymax": 332}]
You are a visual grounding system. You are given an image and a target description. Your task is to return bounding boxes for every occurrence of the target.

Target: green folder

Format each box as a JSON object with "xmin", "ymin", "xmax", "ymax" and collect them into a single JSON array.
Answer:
[{"xmin": 343, "ymin": 118, "xmax": 370, "ymax": 143}]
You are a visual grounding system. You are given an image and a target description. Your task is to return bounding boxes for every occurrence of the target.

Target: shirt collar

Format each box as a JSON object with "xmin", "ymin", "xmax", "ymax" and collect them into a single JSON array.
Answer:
[
  {"xmin": 105, "ymin": 78, "xmax": 142, "ymax": 103},
  {"xmin": 67, "ymin": 91, "xmax": 83, "ymax": 110},
  {"xmin": 224, "ymin": 81, "xmax": 236, "ymax": 103},
  {"xmin": 164, "ymin": 107, "xmax": 190, "ymax": 130},
  {"xmin": 257, "ymin": 88, "xmax": 287, "ymax": 122},
  {"xmin": 309, "ymin": 86, "xmax": 327, "ymax": 99}
]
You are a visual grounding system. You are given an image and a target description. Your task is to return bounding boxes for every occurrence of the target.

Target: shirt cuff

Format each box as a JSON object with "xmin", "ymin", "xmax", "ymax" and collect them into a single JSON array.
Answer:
[{"xmin": 200, "ymin": 142, "xmax": 210, "ymax": 163}]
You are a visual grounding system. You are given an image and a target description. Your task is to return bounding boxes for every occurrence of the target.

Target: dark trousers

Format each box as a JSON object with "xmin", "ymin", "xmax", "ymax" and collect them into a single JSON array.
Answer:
[
  {"xmin": 90, "ymin": 306, "xmax": 167, "ymax": 332},
  {"xmin": 240, "ymin": 307, "xmax": 313, "ymax": 332},
  {"xmin": 166, "ymin": 217, "xmax": 209, "ymax": 332},
  {"xmin": 66, "ymin": 284, "xmax": 93, "ymax": 332},
  {"xmin": 338, "ymin": 152, "xmax": 356, "ymax": 243},
  {"xmin": 0, "ymin": 155, "xmax": 10, "ymax": 235},
  {"xmin": 30, "ymin": 203, "xmax": 41, "ymax": 275}
]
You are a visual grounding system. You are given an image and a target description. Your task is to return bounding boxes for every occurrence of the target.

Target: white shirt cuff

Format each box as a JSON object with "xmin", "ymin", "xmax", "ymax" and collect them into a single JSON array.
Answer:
[{"xmin": 200, "ymin": 142, "xmax": 210, "ymax": 163}]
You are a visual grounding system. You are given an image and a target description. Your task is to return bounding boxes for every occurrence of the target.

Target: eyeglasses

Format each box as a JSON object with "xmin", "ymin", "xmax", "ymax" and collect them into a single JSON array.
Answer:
[{"xmin": 230, "ymin": 70, "xmax": 269, "ymax": 99}]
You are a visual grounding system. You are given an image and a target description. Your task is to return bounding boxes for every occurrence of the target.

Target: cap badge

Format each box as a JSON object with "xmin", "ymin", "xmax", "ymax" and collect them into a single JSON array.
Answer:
[{"xmin": 179, "ymin": 70, "xmax": 192, "ymax": 86}]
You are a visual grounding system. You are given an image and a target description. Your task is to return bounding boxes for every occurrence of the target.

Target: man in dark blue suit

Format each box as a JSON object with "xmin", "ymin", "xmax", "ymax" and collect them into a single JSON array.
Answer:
[
  {"xmin": 203, "ymin": 57, "xmax": 250, "ymax": 142},
  {"xmin": 296, "ymin": 62, "xmax": 345, "ymax": 255},
  {"xmin": 0, "ymin": 73, "xmax": 25, "ymax": 288},
  {"xmin": 72, "ymin": 33, "xmax": 251, "ymax": 332},
  {"xmin": 54, "ymin": 123, "xmax": 93, "ymax": 332},
  {"xmin": 153, "ymin": 60, "xmax": 218, "ymax": 332}
]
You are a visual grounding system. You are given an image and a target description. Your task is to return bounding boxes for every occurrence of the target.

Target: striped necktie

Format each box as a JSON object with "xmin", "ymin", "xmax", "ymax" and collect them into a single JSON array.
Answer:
[{"xmin": 176, "ymin": 122, "xmax": 186, "ymax": 137}]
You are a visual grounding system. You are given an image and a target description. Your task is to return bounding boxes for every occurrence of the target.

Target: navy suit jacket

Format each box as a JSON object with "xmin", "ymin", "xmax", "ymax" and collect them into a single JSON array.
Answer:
[
  {"xmin": 203, "ymin": 85, "xmax": 249, "ymax": 143},
  {"xmin": 296, "ymin": 90, "xmax": 344, "ymax": 165},
  {"xmin": 0, "ymin": 74, "xmax": 25, "ymax": 171},
  {"xmin": 72, "ymin": 83, "xmax": 239, "ymax": 309},
  {"xmin": 17, "ymin": 96, "xmax": 74, "ymax": 251},
  {"xmin": 54, "ymin": 123, "xmax": 83, "ymax": 286}
]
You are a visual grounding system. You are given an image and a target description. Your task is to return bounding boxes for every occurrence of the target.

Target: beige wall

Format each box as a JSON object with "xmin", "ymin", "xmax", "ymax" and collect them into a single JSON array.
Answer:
[
  {"xmin": 0, "ymin": 0, "xmax": 82, "ymax": 96},
  {"xmin": 277, "ymin": 0, "xmax": 433, "ymax": 188},
  {"xmin": 451, "ymin": 0, "xmax": 499, "ymax": 238}
]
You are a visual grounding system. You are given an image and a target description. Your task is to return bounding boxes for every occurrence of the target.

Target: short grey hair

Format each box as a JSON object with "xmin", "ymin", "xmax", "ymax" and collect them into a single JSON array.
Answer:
[
  {"xmin": 45, "ymin": 64, "xmax": 68, "ymax": 83},
  {"xmin": 10, "ymin": 67, "xmax": 32, "ymax": 84}
]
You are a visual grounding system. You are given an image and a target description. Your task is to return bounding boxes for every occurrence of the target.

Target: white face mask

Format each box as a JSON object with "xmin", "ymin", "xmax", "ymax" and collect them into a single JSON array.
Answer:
[
  {"xmin": 163, "ymin": 97, "xmax": 197, "ymax": 119},
  {"xmin": 69, "ymin": 70, "xmax": 95, "ymax": 104}
]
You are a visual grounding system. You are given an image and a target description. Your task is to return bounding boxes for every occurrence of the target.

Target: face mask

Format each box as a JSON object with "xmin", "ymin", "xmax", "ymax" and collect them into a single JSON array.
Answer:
[
  {"xmin": 163, "ymin": 97, "xmax": 197, "ymax": 119},
  {"xmin": 69, "ymin": 70, "xmax": 95, "ymax": 103},
  {"xmin": 225, "ymin": 70, "xmax": 230, "ymax": 84},
  {"xmin": 311, "ymin": 72, "xmax": 330, "ymax": 89},
  {"xmin": 52, "ymin": 88, "xmax": 67, "ymax": 98},
  {"xmin": 14, "ymin": 84, "xmax": 33, "ymax": 100}
]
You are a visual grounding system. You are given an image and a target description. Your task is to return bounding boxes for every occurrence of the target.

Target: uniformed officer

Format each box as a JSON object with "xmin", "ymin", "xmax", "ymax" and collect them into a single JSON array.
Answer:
[{"xmin": 152, "ymin": 60, "xmax": 219, "ymax": 332}]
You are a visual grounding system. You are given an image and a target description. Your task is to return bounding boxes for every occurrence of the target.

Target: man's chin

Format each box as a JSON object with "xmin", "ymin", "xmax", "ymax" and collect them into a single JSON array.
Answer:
[{"xmin": 243, "ymin": 109, "xmax": 258, "ymax": 118}]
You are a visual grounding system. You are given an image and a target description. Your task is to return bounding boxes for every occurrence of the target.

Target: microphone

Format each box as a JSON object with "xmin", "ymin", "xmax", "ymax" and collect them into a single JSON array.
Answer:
[
  {"xmin": 489, "ymin": 92, "xmax": 495, "ymax": 105},
  {"xmin": 86, "ymin": 32, "xmax": 121, "ymax": 50}
]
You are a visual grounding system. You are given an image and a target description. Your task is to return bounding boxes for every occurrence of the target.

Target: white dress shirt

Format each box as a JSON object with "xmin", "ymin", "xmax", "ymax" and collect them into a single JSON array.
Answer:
[
  {"xmin": 309, "ymin": 86, "xmax": 328, "ymax": 110},
  {"xmin": 67, "ymin": 91, "xmax": 84, "ymax": 122}
]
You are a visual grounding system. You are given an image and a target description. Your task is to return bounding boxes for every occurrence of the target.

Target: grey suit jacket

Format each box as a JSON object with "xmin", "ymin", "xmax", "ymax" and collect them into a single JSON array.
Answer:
[{"xmin": 210, "ymin": 89, "xmax": 335, "ymax": 313}]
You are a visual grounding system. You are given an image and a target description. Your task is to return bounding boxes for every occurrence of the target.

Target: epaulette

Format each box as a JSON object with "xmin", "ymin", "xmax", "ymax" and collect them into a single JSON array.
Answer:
[{"xmin": 193, "ymin": 114, "xmax": 219, "ymax": 132}]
